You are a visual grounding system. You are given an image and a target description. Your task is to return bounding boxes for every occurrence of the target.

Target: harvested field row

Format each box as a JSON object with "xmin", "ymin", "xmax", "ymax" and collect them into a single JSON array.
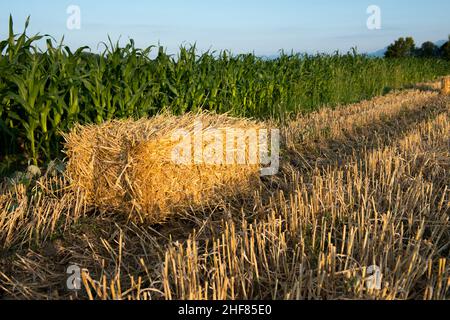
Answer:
[
  {"xmin": 284, "ymin": 90, "xmax": 448, "ymax": 172},
  {"xmin": 0, "ymin": 85, "xmax": 449, "ymax": 300}
]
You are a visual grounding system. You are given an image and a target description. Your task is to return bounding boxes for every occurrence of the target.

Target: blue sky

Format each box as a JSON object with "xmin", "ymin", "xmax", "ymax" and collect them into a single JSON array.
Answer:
[{"xmin": 0, "ymin": 0, "xmax": 449, "ymax": 55}]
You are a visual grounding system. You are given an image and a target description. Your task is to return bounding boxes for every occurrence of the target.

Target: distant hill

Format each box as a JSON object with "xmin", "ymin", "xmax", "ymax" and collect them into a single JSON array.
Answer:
[
  {"xmin": 368, "ymin": 39, "xmax": 448, "ymax": 57},
  {"xmin": 368, "ymin": 47, "xmax": 388, "ymax": 57},
  {"xmin": 434, "ymin": 39, "xmax": 447, "ymax": 47}
]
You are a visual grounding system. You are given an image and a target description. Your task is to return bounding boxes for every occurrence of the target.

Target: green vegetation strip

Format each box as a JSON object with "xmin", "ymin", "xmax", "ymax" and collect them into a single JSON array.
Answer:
[{"xmin": 1, "ymin": 17, "xmax": 450, "ymax": 168}]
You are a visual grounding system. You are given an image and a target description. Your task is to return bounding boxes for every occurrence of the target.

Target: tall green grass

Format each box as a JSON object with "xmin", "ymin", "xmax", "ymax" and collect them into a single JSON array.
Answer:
[{"xmin": 1, "ymin": 17, "xmax": 450, "ymax": 167}]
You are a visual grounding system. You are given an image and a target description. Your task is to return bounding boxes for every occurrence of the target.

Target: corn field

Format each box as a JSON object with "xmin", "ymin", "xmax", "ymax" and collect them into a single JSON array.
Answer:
[{"xmin": 1, "ymin": 17, "xmax": 450, "ymax": 170}]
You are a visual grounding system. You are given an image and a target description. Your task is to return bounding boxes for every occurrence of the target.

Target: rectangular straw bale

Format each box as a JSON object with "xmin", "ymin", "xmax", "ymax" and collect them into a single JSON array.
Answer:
[
  {"xmin": 63, "ymin": 113, "xmax": 265, "ymax": 223},
  {"xmin": 442, "ymin": 77, "xmax": 450, "ymax": 95}
]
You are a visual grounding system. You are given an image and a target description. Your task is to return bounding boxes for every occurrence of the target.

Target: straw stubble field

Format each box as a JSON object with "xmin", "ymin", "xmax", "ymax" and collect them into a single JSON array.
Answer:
[{"xmin": 0, "ymin": 83, "xmax": 449, "ymax": 300}]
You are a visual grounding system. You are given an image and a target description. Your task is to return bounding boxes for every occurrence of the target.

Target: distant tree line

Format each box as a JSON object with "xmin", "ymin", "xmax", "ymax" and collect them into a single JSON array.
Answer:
[{"xmin": 385, "ymin": 36, "xmax": 450, "ymax": 59}]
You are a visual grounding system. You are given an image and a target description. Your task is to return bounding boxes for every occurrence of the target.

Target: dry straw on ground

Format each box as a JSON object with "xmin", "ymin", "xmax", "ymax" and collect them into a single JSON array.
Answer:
[{"xmin": 63, "ymin": 113, "xmax": 265, "ymax": 223}]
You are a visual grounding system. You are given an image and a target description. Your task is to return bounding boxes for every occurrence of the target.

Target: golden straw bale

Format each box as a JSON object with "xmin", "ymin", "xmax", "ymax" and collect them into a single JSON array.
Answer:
[
  {"xmin": 442, "ymin": 77, "xmax": 450, "ymax": 95},
  {"xmin": 63, "ymin": 113, "xmax": 266, "ymax": 223}
]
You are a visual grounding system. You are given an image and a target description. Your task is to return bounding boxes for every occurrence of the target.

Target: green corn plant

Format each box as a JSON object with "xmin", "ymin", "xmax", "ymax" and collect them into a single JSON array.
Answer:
[{"xmin": 1, "ymin": 16, "xmax": 450, "ymax": 169}]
